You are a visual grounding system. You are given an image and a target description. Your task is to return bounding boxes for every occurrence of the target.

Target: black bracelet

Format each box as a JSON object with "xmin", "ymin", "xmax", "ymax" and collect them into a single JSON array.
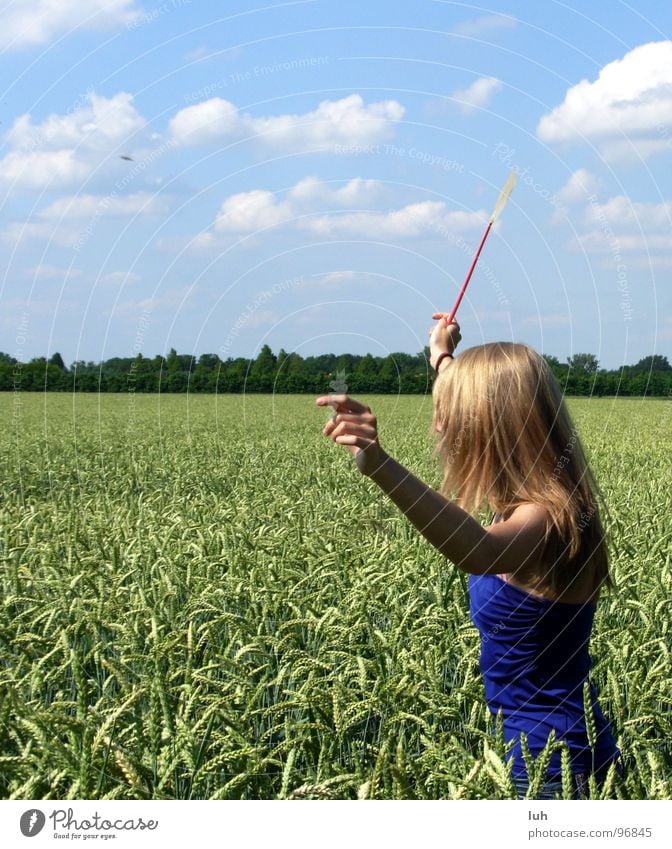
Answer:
[{"xmin": 434, "ymin": 352, "xmax": 453, "ymax": 373}]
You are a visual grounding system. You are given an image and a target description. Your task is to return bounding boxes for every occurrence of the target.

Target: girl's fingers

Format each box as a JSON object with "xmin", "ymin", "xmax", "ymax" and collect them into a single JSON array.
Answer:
[
  {"xmin": 330, "ymin": 422, "xmax": 376, "ymax": 440},
  {"xmin": 334, "ymin": 433, "xmax": 373, "ymax": 450},
  {"xmin": 329, "ymin": 413, "xmax": 375, "ymax": 423},
  {"xmin": 431, "ymin": 313, "xmax": 460, "ymax": 328},
  {"xmin": 323, "ymin": 416, "xmax": 377, "ymax": 437},
  {"xmin": 334, "ymin": 434, "xmax": 369, "ymax": 460},
  {"xmin": 315, "ymin": 394, "xmax": 371, "ymax": 414}
]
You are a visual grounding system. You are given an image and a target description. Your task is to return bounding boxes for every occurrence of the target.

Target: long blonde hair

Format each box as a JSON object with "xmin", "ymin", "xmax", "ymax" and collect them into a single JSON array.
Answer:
[{"xmin": 431, "ymin": 342, "xmax": 611, "ymax": 594}]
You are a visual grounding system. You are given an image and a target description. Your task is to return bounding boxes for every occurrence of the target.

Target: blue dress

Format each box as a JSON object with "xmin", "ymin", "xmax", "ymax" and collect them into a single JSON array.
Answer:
[{"xmin": 468, "ymin": 572, "xmax": 619, "ymax": 779}]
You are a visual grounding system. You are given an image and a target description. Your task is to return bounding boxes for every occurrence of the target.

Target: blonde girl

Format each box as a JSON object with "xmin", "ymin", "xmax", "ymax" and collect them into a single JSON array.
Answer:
[{"xmin": 316, "ymin": 317, "xmax": 621, "ymax": 799}]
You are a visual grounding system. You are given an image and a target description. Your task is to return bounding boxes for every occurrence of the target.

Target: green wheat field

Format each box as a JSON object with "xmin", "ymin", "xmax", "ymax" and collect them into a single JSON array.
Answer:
[{"xmin": 1, "ymin": 393, "xmax": 670, "ymax": 800}]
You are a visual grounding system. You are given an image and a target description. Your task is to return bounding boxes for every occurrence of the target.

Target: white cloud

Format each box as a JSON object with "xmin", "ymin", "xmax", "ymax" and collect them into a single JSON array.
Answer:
[
  {"xmin": 317, "ymin": 271, "xmax": 358, "ymax": 286},
  {"xmin": 3, "ymin": 191, "xmax": 169, "ymax": 248},
  {"xmin": 537, "ymin": 41, "xmax": 672, "ymax": 161},
  {"xmin": 451, "ymin": 77, "xmax": 503, "ymax": 114},
  {"xmin": 111, "ymin": 286, "xmax": 192, "ymax": 318},
  {"xmin": 583, "ymin": 196, "xmax": 672, "ymax": 232},
  {"xmin": 183, "ymin": 45, "xmax": 241, "ymax": 62},
  {"xmin": 169, "ymin": 94, "xmax": 405, "ymax": 147},
  {"xmin": 557, "ymin": 169, "xmax": 602, "ymax": 204},
  {"xmin": 2, "ymin": 220, "xmax": 81, "ymax": 248},
  {"xmin": 169, "ymin": 98, "xmax": 239, "ymax": 146},
  {"xmin": 0, "ymin": 150, "xmax": 90, "ymax": 189},
  {"xmin": 212, "ymin": 177, "xmax": 382, "ymax": 233},
  {"xmin": 569, "ymin": 195, "xmax": 672, "ymax": 255},
  {"xmin": 214, "ymin": 189, "xmax": 294, "ymax": 232},
  {"xmin": 0, "ymin": 92, "xmax": 147, "ymax": 189},
  {"xmin": 598, "ymin": 138, "xmax": 672, "ymax": 163},
  {"xmin": 4, "ymin": 93, "xmax": 143, "ymax": 150},
  {"xmin": 38, "ymin": 191, "xmax": 169, "ymax": 220},
  {"xmin": 183, "ymin": 46, "xmax": 213, "ymax": 62},
  {"xmin": 200, "ymin": 176, "xmax": 486, "ymax": 246},
  {"xmin": 304, "ymin": 203, "xmax": 484, "ymax": 239},
  {"xmin": 452, "ymin": 14, "xmax": 517, "ymax": 37},
  {"xmin": 574, "ymin": 232, "xmax": 671, "ymax": 252},
  {"xmin": 100, "ymin": 271, "xmax": 142, "ymax": 286},
  {"xmin": 239, "ymin": 310, "xmax": 280, "ymax": 329},
  {"xmin": 316, "ymin": 271, "xmax": 381, "ymax": 288},
  {"xmin": 27, "ymin": 264, "xmax": 83, "ymax": 280},
  {"xmin": 0, "ymin": 0, "xmax": 141, "ymax": 50}
]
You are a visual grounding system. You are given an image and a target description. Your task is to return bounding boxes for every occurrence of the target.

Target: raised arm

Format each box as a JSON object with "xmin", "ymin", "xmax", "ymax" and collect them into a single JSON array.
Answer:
[{"xmin": 429, "ymin": 316, "xmax": 460, "ymax": 373}]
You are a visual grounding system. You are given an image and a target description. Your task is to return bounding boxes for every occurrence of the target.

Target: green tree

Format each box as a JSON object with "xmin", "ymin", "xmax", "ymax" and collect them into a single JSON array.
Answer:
[
  {"xmin": 48, "ymin": 352, "xmax": 67, "ymax": 371},
  {"xmin": 250, "ymin": 344, "xmax": 277, "ymax": 391},
  {"xmin": 379, "ymin": 355, "xmax": 399, "ymax": 393},
  {"xmin": 279, "ymin": 352, "xmax": 308, "ymax": 393},
  {"xmin": 352, "ymin": 354, "xmax": 379, "ymax": 392},
  {"xmin": 567, "ymin": 353, "xmax": 599, "ymax": 374},
  {"xmin": 631, "ymin": 355, "xmax": 671, "ymax": 373}
]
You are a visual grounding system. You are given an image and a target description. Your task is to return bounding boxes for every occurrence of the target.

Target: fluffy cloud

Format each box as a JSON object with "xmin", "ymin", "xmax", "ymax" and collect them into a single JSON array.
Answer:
[
  {"xmin": 111, "ymin": 286, "xmax": 193, "ymax": 318},
  {"xmin": 212, "ymin": 177, "xmax": 381, "ymax": 233},
  {"xmin": 451, "ymin": 77, "xmax": 503, "ymax": 114},
  {"xmin": 583, "ymin": 196, "xmax": 672, "ymax": 231},
  {"xmin": 239, "ymin": 310, "xmax": 281, "ymax": 329},
  {"xmin": 570, "ymin": 195, "xmax": 672, "ymax": 254},
  {"xmin": 2, "ymin": 221, "xmax": 80, "ymax": 248},
  {"xmin": 214, "ymin": 189, "xmax": 295, "ymax": 232},
  {"xmin": 451, "ymin": 14, "xmax": 517, "ymax": 37},
  {"xmin": 537, "ymin": 41, "xmax": 672, "ymax": 161},
  {"xmin": 0, "ymin": 92, "xmax": 147, "ymax": 189},
  {"xmin": 0, "ymin": 0, "xmax": 141, "ymax": 50},
  {"xmin": 557, "ymin": 169, "xmax": 602, "ymax": 204},
  {"xmin": 169, "ymin": 94, "xmax": 405, "ymax": 147},
  {"xmin": 316, "ymin": 271, "xmax": 381, "ymax": 287},
  {"xmin": 100, "ymin": 271, "xmax": 142, "ymax": 286},
  {"xmin": 27, "ymin": 264, "xmax": 83, "ymax": 280},
  {"xmin": 38, "ymin": 192, "xmax": 168, "ymax": 220},
  {"xmin": 0, "ymin": 150, "xmax": 91, "ymax": 188},
  {"xmin": 198, "ymin": 176, "xmax": 485, "ymax": 246},
  {"xmin": 3, "ymin": 192, "xmax": 169, "ymax": 248},
  {"xmin": 303, "ymin": 203, "xmax": 484, "ymax": 239},
  {"xmin": 169, "ymin": 99, "xmax": 239, "ymax": 146}
]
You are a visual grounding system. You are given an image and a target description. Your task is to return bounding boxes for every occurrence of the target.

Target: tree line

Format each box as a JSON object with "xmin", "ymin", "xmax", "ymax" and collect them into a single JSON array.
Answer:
[{"xmin": 1, "ymin": 348, "xmax": 671, "ymax": 396}]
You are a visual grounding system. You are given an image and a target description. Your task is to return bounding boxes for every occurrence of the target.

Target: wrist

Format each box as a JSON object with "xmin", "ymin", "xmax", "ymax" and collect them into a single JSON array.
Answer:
[
  {"xmin": 432, "ymin": 351, "xmax": 454, "ymax": 372},
  {"xmin": 366, "ymin": 448, "xmax": 393, "ymax": 481}
]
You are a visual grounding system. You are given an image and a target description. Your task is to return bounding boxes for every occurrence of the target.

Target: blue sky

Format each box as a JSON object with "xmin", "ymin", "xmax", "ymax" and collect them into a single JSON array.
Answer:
[{"xmin": 1, "ymin": 0, "xmax": 670, "ymax": 369}]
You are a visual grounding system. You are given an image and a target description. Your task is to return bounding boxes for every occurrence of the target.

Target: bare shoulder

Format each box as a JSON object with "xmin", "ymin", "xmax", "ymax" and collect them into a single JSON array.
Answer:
[
  {"xmin": 500, "ymin": 502, "xmax": 549, "ymax": 524},
  {"xmin": 494, "ymin": 503, "xmax": 598, "ymax": 604},
  {"xmin": 478, "ymin": 502, "xmax": 549, "ymax": 576},
  {"xmin": 488, "ymin": 502, "xmax": 549, "ymax": 544}
]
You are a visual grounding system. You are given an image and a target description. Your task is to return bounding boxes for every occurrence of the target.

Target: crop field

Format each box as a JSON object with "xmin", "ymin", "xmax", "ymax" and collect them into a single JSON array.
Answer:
[{"xmin": 0, "ymin": 393, "xmax": 670, "ymax": 800}]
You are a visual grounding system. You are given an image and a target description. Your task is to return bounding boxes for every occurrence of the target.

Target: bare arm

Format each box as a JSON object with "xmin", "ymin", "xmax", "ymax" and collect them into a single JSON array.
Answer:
[
  {"xmin": 315, "ymin": 395, "xmax": 547, "ymax": 575},
  {"xmin": 368, "ymin": 452, "xmax": 546, "ymax": 575}
]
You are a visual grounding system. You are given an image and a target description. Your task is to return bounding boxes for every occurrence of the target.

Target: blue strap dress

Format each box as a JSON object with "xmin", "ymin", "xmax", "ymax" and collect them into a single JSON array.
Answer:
[{"xmin": 468, "ymin": 570, "xmax": 620, "ymax": 780}]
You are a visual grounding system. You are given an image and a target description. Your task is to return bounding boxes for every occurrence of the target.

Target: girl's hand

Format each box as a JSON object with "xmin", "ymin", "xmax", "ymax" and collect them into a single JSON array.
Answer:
[
  {"xmin": 428, "ymin": 317, "xmax": 461, "ymax": 367},
  {"xmin": 315, "ymin": 394, "xmax": 388, "ymax": 477}
]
